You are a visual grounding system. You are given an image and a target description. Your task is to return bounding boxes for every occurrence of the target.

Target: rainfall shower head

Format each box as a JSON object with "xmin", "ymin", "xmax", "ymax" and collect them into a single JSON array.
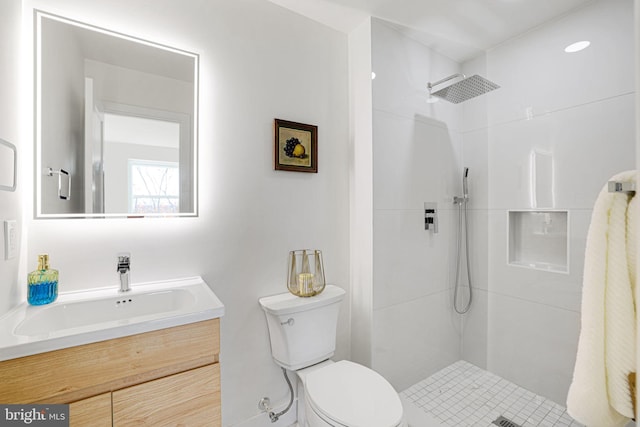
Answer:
[{"xmin": 428, "ymin": 74, "xmax": 500, "ymax": 104}]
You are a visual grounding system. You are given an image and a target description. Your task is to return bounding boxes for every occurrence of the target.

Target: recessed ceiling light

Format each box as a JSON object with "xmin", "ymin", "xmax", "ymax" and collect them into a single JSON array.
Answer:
[
  {"xmin": 564, "ymin": 40, "xmax": 590, "ymax": 53},
  {"xmin": 371, "ymin": 71, "xmax": 376, "ymax": 80}
]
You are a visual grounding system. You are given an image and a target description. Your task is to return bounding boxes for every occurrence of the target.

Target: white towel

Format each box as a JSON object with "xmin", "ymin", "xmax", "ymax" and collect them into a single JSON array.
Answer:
[{"xmin": 567, "ymin": 170, "xmax": 637, "ymax": 427}]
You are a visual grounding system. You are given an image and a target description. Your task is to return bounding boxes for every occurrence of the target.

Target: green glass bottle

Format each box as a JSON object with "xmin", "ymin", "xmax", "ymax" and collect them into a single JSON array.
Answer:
[{"xmin": 27, "ymin": 254, "xmax": 58, "ymax": 305}]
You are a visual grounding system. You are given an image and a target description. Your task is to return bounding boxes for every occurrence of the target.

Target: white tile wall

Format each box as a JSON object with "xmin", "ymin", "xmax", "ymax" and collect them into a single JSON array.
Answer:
[
  {"xmin": 487, "ymin": 94, "xmax": 635, "ymax": 211},
  {"xmin": 462, "ymin": 209, "xmax": 489, "ymax": 293},
  {"xmin": 373, "ymin": 208, "xmax": 456, "ymax": 310},
  {"xmin": 478, "ymin": 0, "xmax": 635, "ymax": 405},
  {"xmin": 483, "ymin": 0, "xmax": 634, "ymax": 128},
  {"xmin": 486, "ymin": 293, "xmax": 582, "ymax": 405},
  {"xmin": 460, "ymin": 288, "xmax": 488, "ymax": 368},
  {"xmin": 373, "ymin": 111, "xmax": 461, "ymax": 209},
  {"xmin": 371, "ymin": 19, "xmax": 463, "ymax": 131},
  {"xmin": 373, "ymin": 290, "xmax": 461, "ymax": 392},
  {"xmin": 373, "ymin": 111, "xmax": 461, "ymax": 211},
  {"xmin": 461, "ymin": 129, "xmax": 489, "ymax": 210},
  {"xmin": 371, "ymin": 17, "xmax": 466, "ymax": 390}
]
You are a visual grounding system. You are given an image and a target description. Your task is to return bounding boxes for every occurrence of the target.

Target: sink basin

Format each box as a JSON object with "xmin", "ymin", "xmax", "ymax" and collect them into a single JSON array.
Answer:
[
  {"xmin": 0, "ymin": 276, "xmax": 224, "ymax": 361},
  {"xmin": 15, "ymin": 288, "xmax": 196, "ymax": 337}
]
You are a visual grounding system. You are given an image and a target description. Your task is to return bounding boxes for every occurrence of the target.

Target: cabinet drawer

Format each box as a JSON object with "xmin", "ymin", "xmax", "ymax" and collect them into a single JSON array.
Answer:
[
  {"xmin": 113, "ymin": 364, "xmax": 221, "ymax": 427},
  {"xmin": 69, "ymin": 393, "xmax": 112, "ymax": 427}
]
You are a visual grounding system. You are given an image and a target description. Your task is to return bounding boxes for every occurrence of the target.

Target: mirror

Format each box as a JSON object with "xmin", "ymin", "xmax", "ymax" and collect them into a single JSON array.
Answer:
[{"xmin": 35, "ymin": 11, "xmax": 198, "ymax": 218}]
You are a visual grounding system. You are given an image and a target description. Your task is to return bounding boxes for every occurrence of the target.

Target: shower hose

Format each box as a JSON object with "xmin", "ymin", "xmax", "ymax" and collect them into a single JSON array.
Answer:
[{"xmin": 454, "ymin": 197, "xmax": 473, "ymax": 314}]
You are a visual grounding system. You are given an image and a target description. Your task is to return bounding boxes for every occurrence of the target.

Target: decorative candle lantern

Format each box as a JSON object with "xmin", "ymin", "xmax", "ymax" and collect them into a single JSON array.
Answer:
[{"xmin": 287, "ymin": 249, "xmax": 325, "ymax": 297}]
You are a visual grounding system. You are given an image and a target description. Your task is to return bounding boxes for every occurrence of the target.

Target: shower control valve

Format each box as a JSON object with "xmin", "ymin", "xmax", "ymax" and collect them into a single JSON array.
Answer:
[{"xmin": 424, "ymin": 202, "xmax": 438, "ymax": 234}]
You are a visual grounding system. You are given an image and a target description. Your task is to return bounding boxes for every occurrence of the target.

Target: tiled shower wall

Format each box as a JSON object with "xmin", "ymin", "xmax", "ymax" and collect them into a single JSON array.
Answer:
[
  {"xmin": 371, "ymin": 19, "xmax": 465, "ymax": 391},
  {"xmin": 462, "ymin": 0, "xmax": 635, "ymax": 404},
  {"xmin": 371, "ymin": 0, "xmax": 636, "ymax": 405}
]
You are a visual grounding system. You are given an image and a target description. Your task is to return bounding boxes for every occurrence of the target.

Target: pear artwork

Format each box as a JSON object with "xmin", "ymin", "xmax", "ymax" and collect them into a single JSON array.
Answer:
[{"xmin": 283, "ymin": 137, "xmax": 307, "ymax": 159}]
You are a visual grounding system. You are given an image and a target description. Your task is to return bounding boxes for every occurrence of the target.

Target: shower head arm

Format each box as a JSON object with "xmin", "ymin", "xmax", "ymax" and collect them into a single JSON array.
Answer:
[{"xmin": 427, "ymin": 73, "xmax": 466, "ymax": 90}]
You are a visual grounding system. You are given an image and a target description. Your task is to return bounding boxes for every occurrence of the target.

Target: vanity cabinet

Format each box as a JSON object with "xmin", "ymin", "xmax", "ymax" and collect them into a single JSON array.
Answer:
[
  {"xmin": 69, "ymin": 393, "xmax": 112, "ymax": 426},
  {"xmin": 0, "ymin": 319, "xmax": 221, "ymax": 426},
  {"xmin": 113, "ymin": 364, "xmax": 220, "ymax": 425}
]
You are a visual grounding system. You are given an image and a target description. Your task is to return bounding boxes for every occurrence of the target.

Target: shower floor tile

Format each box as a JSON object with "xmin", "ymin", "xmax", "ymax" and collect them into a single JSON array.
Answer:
[{"xmin": 400, "ymin": 360, "xmax": 584, "ymax": 427}]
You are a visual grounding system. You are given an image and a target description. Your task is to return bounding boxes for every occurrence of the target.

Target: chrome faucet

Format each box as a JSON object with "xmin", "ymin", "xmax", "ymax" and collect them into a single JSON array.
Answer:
[{"xmin": 117, "ymin": 254, "xmax": 131, "ymax": 292}]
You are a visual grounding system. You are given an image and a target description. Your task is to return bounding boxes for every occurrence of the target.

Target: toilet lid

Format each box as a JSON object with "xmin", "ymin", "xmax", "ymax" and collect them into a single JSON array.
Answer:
[{"xmin": 305, "ymin": 360, "xmax": 403, "ymax": 427}]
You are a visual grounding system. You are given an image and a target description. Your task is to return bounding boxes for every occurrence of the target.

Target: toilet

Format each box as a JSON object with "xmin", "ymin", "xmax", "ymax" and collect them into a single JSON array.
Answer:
[{"xmin": 259, "ymin": 285, "xmax": 405, "ymax": 427}]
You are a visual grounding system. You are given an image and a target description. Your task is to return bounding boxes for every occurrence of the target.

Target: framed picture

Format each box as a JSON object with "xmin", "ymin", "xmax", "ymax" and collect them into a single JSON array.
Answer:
[{"xmin": 274, "ymin": 119, "xmax": 317, "ymax": 173}]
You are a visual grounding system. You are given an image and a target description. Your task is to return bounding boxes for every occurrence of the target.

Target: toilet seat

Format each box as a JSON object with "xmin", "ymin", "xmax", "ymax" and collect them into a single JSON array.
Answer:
[{"xmin": 305, "ymin": 360, "xmax": 404, "ymax": 427}]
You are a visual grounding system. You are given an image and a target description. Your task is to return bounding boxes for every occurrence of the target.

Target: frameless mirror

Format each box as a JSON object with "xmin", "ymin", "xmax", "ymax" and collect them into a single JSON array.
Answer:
[{"xmin": 35, "ymin": 11, "xmax": 198, "ymax": 218}]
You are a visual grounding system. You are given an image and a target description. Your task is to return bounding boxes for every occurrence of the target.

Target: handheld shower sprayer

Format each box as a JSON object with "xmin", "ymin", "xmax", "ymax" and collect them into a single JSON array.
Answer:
[
  {"xmin": 463, "ymin": 167, "xmax": 469, "ymax": 199},
  {"xmin": 454, "ymin": 167, "xmax": 472, "ymax": 314}
]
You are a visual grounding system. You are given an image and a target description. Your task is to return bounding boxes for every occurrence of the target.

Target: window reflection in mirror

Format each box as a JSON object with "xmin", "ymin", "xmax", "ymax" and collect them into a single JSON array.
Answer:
[
  {"xmin": 129, "ymin": 160, "xmax": 180, "ymax": 214},
  {"xmin": 35, "ymin": 11, "xmax": 198, "ymax": 218}
]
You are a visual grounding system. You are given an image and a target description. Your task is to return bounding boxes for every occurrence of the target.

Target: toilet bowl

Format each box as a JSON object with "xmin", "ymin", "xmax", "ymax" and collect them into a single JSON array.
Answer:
[
  {"xmin": 259, "ymin": 285, "xmax": 405, "ymax": 427},
  {"xmin": 298, "ymin": 360, "xmax": 404, "ymax": 427}
]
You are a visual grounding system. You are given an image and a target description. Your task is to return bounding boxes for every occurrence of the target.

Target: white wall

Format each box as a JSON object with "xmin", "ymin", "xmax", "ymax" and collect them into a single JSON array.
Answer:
[
  {"xmin": 0, "ymin": 0, "xmax": 23, "ymax": 316},
  {"xmin": 462, "ymin": 0, "xmax": 635, "ymax": 404},
  {"xmin": 19, "ymin": 1, "xmax": 351, "ymax": 425},
  {"xmin": 348, "ymin": 17, "xmax": 374, "ymax": 368},
  {"xmin": 370, "ymin": 19, "xmax": 465, "ymax": 392}
]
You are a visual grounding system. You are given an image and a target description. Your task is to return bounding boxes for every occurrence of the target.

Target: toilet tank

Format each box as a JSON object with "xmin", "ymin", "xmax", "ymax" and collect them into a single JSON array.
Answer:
[{"xmin": 259, "ymin": 285, "xmax": 346, "ymax": 370}]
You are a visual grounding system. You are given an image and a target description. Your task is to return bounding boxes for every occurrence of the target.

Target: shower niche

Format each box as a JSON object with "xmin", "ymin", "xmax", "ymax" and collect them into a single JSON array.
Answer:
[{"xmin": 508, "ymin": 210, "xmax": 569, "ymax": 274}]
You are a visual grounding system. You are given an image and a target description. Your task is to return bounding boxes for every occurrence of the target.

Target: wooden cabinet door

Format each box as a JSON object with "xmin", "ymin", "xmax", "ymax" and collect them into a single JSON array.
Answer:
[
  {"xmin": 112, "ymin": 364, "xmax": 220, "ymax": 427},
  {"xmin": 69, "ymin": 392, "xmax": 112, "ymax": 427}
]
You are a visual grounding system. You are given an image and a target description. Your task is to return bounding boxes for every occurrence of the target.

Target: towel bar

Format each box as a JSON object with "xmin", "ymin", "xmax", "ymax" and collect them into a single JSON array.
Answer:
[
  {"xmin": 630, "ymin": 372, "xmax": 637, "ymax": 420},
  {"xmin": 608, "ymin": 181, "xmax": 636, "ymax": 195}
]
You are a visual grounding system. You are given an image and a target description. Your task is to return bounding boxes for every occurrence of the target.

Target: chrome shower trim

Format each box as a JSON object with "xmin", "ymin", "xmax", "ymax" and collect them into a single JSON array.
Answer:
[{"xmin": 427, "ymin": 73, "xmax": 466, "ymax": 91}]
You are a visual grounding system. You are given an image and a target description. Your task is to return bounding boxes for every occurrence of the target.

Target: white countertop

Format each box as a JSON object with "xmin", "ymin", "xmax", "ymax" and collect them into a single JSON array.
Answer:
[{"xmin": 0, "ymin": 276, "xmax": 224, "ymax": 362}]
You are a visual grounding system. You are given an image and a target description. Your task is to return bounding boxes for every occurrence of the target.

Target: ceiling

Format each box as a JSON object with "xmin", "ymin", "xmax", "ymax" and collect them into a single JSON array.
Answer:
[{"xmin": 267, "ymin": 0, "xmax": 596, "ymax": 61}]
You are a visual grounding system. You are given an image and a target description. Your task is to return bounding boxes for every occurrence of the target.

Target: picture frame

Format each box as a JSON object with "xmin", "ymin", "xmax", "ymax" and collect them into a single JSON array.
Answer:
[{"xmin": 274, "ymin": 119, "xmax": 317, "ymax": 173}]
